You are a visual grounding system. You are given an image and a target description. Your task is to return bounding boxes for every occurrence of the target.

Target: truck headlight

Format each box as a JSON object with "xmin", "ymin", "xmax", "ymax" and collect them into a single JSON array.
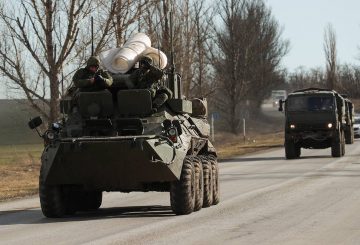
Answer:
[
  {"xmin": 327, "ymin": 123, "xmax": 333, "ymax": 129},
  {"xmin": 290, "ymin": 124, "xmax": 295, "ymax": 129}
]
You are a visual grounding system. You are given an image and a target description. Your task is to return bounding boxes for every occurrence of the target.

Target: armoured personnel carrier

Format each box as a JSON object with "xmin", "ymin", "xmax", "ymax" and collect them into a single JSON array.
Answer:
[
  {"xmin": 29, "ymin": 64, "xmax": 219, "ymax": 218},
  {"xmin": 279, "ymin": 88, "xmax": 349, "ymax": 159}
]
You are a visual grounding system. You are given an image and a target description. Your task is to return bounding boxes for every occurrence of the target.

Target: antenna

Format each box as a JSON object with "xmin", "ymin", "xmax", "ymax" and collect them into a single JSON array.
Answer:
[
  {"xmin": 169, "ymin": 10, "xmax": 181, "ymax": 99},
  {"xmin": 169, "ymin": 11, "xmax": 175, "ymax": 75},
  {"xmin": 91, "ymin": 16, "xmax": 94, "ymax": 56}
]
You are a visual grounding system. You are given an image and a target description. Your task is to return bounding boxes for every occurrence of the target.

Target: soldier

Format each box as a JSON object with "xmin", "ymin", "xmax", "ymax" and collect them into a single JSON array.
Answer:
[
  {"xmin": 135, "ymin": 57, "xmax": 172, "ymax": 111},
  {"xmin": 72, "ymin": 56, "xmax": 113, "ymax": 92},
  {"xmin": 112, "ymin": 56, "xmax": 172, "ymax": 111}
]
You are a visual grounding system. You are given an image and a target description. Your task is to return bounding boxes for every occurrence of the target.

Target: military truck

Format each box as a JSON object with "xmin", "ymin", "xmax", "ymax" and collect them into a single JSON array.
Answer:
[{"xmin": 279, "ymin": 88, "xmax": 347, "ymax": 159}]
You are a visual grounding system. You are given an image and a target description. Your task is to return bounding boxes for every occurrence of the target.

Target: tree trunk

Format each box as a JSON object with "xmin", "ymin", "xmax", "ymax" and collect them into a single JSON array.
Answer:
[{"xmin": 49, "ymin": 72, "xmax": 60, "ymax": 123}]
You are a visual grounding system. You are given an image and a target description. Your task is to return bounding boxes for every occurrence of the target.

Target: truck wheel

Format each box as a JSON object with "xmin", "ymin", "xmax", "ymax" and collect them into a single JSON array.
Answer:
[
  {"xmin": 331, "ymin": 130, "xmax": 342, "ymax": 157},
  {"xmin": 345, "ymin": 127, "xmax": 352, "ymax": 144},
  {"xmin": 39, "ymin": 164, "xmax": 67, "ymax": 218},
  {"xmin": 201, "ymin": 157, "xmax": 213, "ymax": 207},
  {"xmin": 295, "ymin": 146, "xmax": 301, "ymax": 158},
  {"xmin": 341, "ymin": 130, "xmax": 346, "ymax": 156},
  {"xmin": 208, "ymin": 155, "xmax": 220, "ymax": 205},
  {"xmin": 170, "ymin": 156, "xmax": 195, "ymax": 215},
  {"xmin": 285, "ymin": 140, "xmax": 297, "ymax": 159},
  {"xmin": 193, "ymin": 157, "xmax": 204, "ymax": 211}
]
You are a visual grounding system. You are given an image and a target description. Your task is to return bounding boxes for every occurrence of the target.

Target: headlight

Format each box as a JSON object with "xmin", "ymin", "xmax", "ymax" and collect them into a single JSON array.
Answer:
[
  {"xmin": 45, "ymin": 130, "xmax": 55, "ymax": 140},
  {"xmin": 327, "ymin": 123, "xmax": 333, "ymax": 129},
  {"xmin": 290, "ymin": 124, "xmax": 295, "ymax": 129},
  {"xmin": 168, "ymin": 128, "xmax": 177, "ymax": 136},
  {"xmin": 167, "ymin": 127, "xmax": 177, "ymax": 143}
]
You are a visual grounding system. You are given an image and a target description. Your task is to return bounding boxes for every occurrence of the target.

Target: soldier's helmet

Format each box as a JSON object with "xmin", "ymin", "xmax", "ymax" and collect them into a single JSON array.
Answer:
[
  {"xmin": 86, "ymin": 56, "xmax": 100, "ymax": 67},
  {"xmin": 139, "ymin": 56, "xmax": 153, "ymax": 68}
]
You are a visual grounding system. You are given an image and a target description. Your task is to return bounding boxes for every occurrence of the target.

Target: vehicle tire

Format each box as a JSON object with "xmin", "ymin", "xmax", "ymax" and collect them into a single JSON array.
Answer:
[
  {"xmin": 193, "ymin": 157, "xmax": 204, "ymax": 211},
  {"xmin": 295, "ymin": 146, "xmax": 301, "ymax": 158},
  {"xmin": 331, "ymin": 130, "xmax": 342, "ymax": 157},
  {"xmin": 81, "ymin": 191, "xmax": 103, "ymax": 210},
  {"xmin": 170, "ymin": 156, "xmax": 195, "ymax": 215},
  {"xmin": 39, "ymin": 164, "xmax": 68, "ymax": 218},
  {"xmin": 285, "ymin": 140, "xmax": 297, "ymax": 159},
  {"xmin": 345, "ymin": 127, "xmax": 352, "ymax": 144},
  {"xmin": 341, "ymin": 130, "xmax": 346, "ymax": 156},
  {"xmin": 201, "ymin": 156, "xmax": 213, "ymax": 207},
  {"xmin": 208, "ymin": 155, "xmax": 220, "ymax": 205}
]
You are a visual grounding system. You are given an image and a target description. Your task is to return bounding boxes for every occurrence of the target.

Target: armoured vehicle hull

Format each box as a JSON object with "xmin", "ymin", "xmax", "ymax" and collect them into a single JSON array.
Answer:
[
  {"xmin": 30, "ymin": 83, "xmax": 219, "ymax": 217},
  {"xmin": 41, "ymin": 136, "xmax": 186, "ymax": 190}
]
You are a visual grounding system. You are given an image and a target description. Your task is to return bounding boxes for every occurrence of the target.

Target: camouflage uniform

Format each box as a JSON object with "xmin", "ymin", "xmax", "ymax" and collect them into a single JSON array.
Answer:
[
  {"xmin": 73, "ymin": 56, "xmax": 113, "ymax": 92},
  {"xmin": 133, "ymin": 57, "xmax": 172, "ymax": 110},
  {"xmin": 112, "ymin": 57, "xmax": 172, "ymax": 110}
]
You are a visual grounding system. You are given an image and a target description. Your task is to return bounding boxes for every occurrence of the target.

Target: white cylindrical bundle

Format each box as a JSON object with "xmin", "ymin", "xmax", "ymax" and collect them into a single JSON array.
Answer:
[
  {"xmin": 99, "ymin": 33, "xmax": 152, "ymax": 74},
  {"xmin": 98, "ymin": 47, "xmax": 121, "ymax": 73},
  {"xmin": 111, "ymin": 44, "xmax": 145, "ymax": 73},
  {"xmin": 125, "ymin": 33, "xmax": 151, "ymax": 47},
  {"xmin": 143, "ymin": 47, "xmax": 168, "ymax": 69}
]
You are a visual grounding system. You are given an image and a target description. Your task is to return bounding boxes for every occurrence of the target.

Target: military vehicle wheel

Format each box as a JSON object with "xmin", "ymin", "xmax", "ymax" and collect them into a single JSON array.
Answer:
[
  {"xmin": 62, "ymin": 188, "xmax": 102, "ymax": 213},
  {"xmin": 341, "ymin": 130, "xmax": 346, "ymax": 156},
  {"xmin": 345, "ymin": 128, "xmax": 352, "ymax": 144},
  {"xmin": 295, "ymin": 146, "xmax": 301, "ymax": 158},
  {"xmin": 209, "ymin": 155, "xmax": 220, "ymax": 205},
  {"xmin": 170, "ymin": 156, "xmax": 195, "ymax": 215},
  {"xmin": 39, "ymin": 165, "xmax": 68, "ymax": 218},
  {"xmin": 78, "ymin": 191, "xmax": 103, "ymax": 210},
  {"xmin": 86, "ymin": 191, "xmax": 102, "ymax": 210},
  {"xmin": 331, "ymin": 130, "xmax": 342, "ymax": 157},
  {"xmin": 285, "ymin": 140, "xmax": 297, "ymax": 159},
  {"xmin": 201, "ymin": 156, "xmax": 213, "ymax": 207},
  {"xmin": 193, "ymin": 157, "xmax": 204, "ymax": 211}
]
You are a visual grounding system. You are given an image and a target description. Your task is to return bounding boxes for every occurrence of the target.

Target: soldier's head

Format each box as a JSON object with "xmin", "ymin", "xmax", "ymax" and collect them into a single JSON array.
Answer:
[
  {"xmin": 86, "ymin": 56, "xmax": 100, "ymax": 73},
  {"xmin": 139, "ymin": 57, "xmax": 153, "ymax": 69}
]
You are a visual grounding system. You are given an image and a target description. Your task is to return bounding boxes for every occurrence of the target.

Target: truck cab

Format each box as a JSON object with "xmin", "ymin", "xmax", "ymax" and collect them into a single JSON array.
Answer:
[{"xmin": 281, "ymin": 88, "xmax": 346, "ymax": 159}]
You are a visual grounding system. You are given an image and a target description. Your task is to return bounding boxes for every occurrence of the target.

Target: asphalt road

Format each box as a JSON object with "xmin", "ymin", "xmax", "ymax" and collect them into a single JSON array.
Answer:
[{"xmin": 2, "ymin": 141, "xmax": 360, "ymax": 245}]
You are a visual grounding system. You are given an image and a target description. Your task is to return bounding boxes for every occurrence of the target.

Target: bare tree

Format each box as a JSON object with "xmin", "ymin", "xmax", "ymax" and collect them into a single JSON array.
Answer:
[
  {"xmin": 214, "ymin": 0, "xmax": 288, "ymax": 134},
  {"xmin": 287, "ymin": 64, "xmax": 360, "ymax": 99},
  {"xmin": 286, "ymin": 67, "xmax": 326, "ymax": 92},
  {"xmin": 324, "ymin": 23, "xmax": 338, "ymax": 90},
  {"xmin": 0, "ymin": 0, "xmax": 220, "ymax": 124},
  {"xmin": 190, "ymin": 0, "xmax": 216, "ymax": 98},
  {"xmin": 0, "ymin": 0, "xmax": 152, "ymax": 123},
  {"xmin": 0, "ymin": 0, "xmax": 93, "ymax": 123},
  {"xmin": 141, "ymin": 0, "xmax": 215, "ymax": 98}
]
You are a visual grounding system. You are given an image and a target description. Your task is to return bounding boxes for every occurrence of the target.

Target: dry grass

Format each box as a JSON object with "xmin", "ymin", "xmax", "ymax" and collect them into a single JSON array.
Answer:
[
  {"xmin": 214, "ymin": 131, "xmax": 284, "ymax": 160},
  {"xmin": 0, "ymin": 144, "xmax": 42, "ymax": 201}
]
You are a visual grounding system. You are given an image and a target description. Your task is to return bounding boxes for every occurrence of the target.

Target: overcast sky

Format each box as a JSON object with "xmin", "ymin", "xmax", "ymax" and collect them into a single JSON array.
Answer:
[{"xmin": 265, "ymin": 0, "xmax": 360, "ymax": 71}]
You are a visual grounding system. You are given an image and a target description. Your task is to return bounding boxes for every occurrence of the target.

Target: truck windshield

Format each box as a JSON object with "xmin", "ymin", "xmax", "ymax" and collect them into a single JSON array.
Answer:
[{"xmin": 287, "ymin": 96, "xmax": 334, "ymax": 112}]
